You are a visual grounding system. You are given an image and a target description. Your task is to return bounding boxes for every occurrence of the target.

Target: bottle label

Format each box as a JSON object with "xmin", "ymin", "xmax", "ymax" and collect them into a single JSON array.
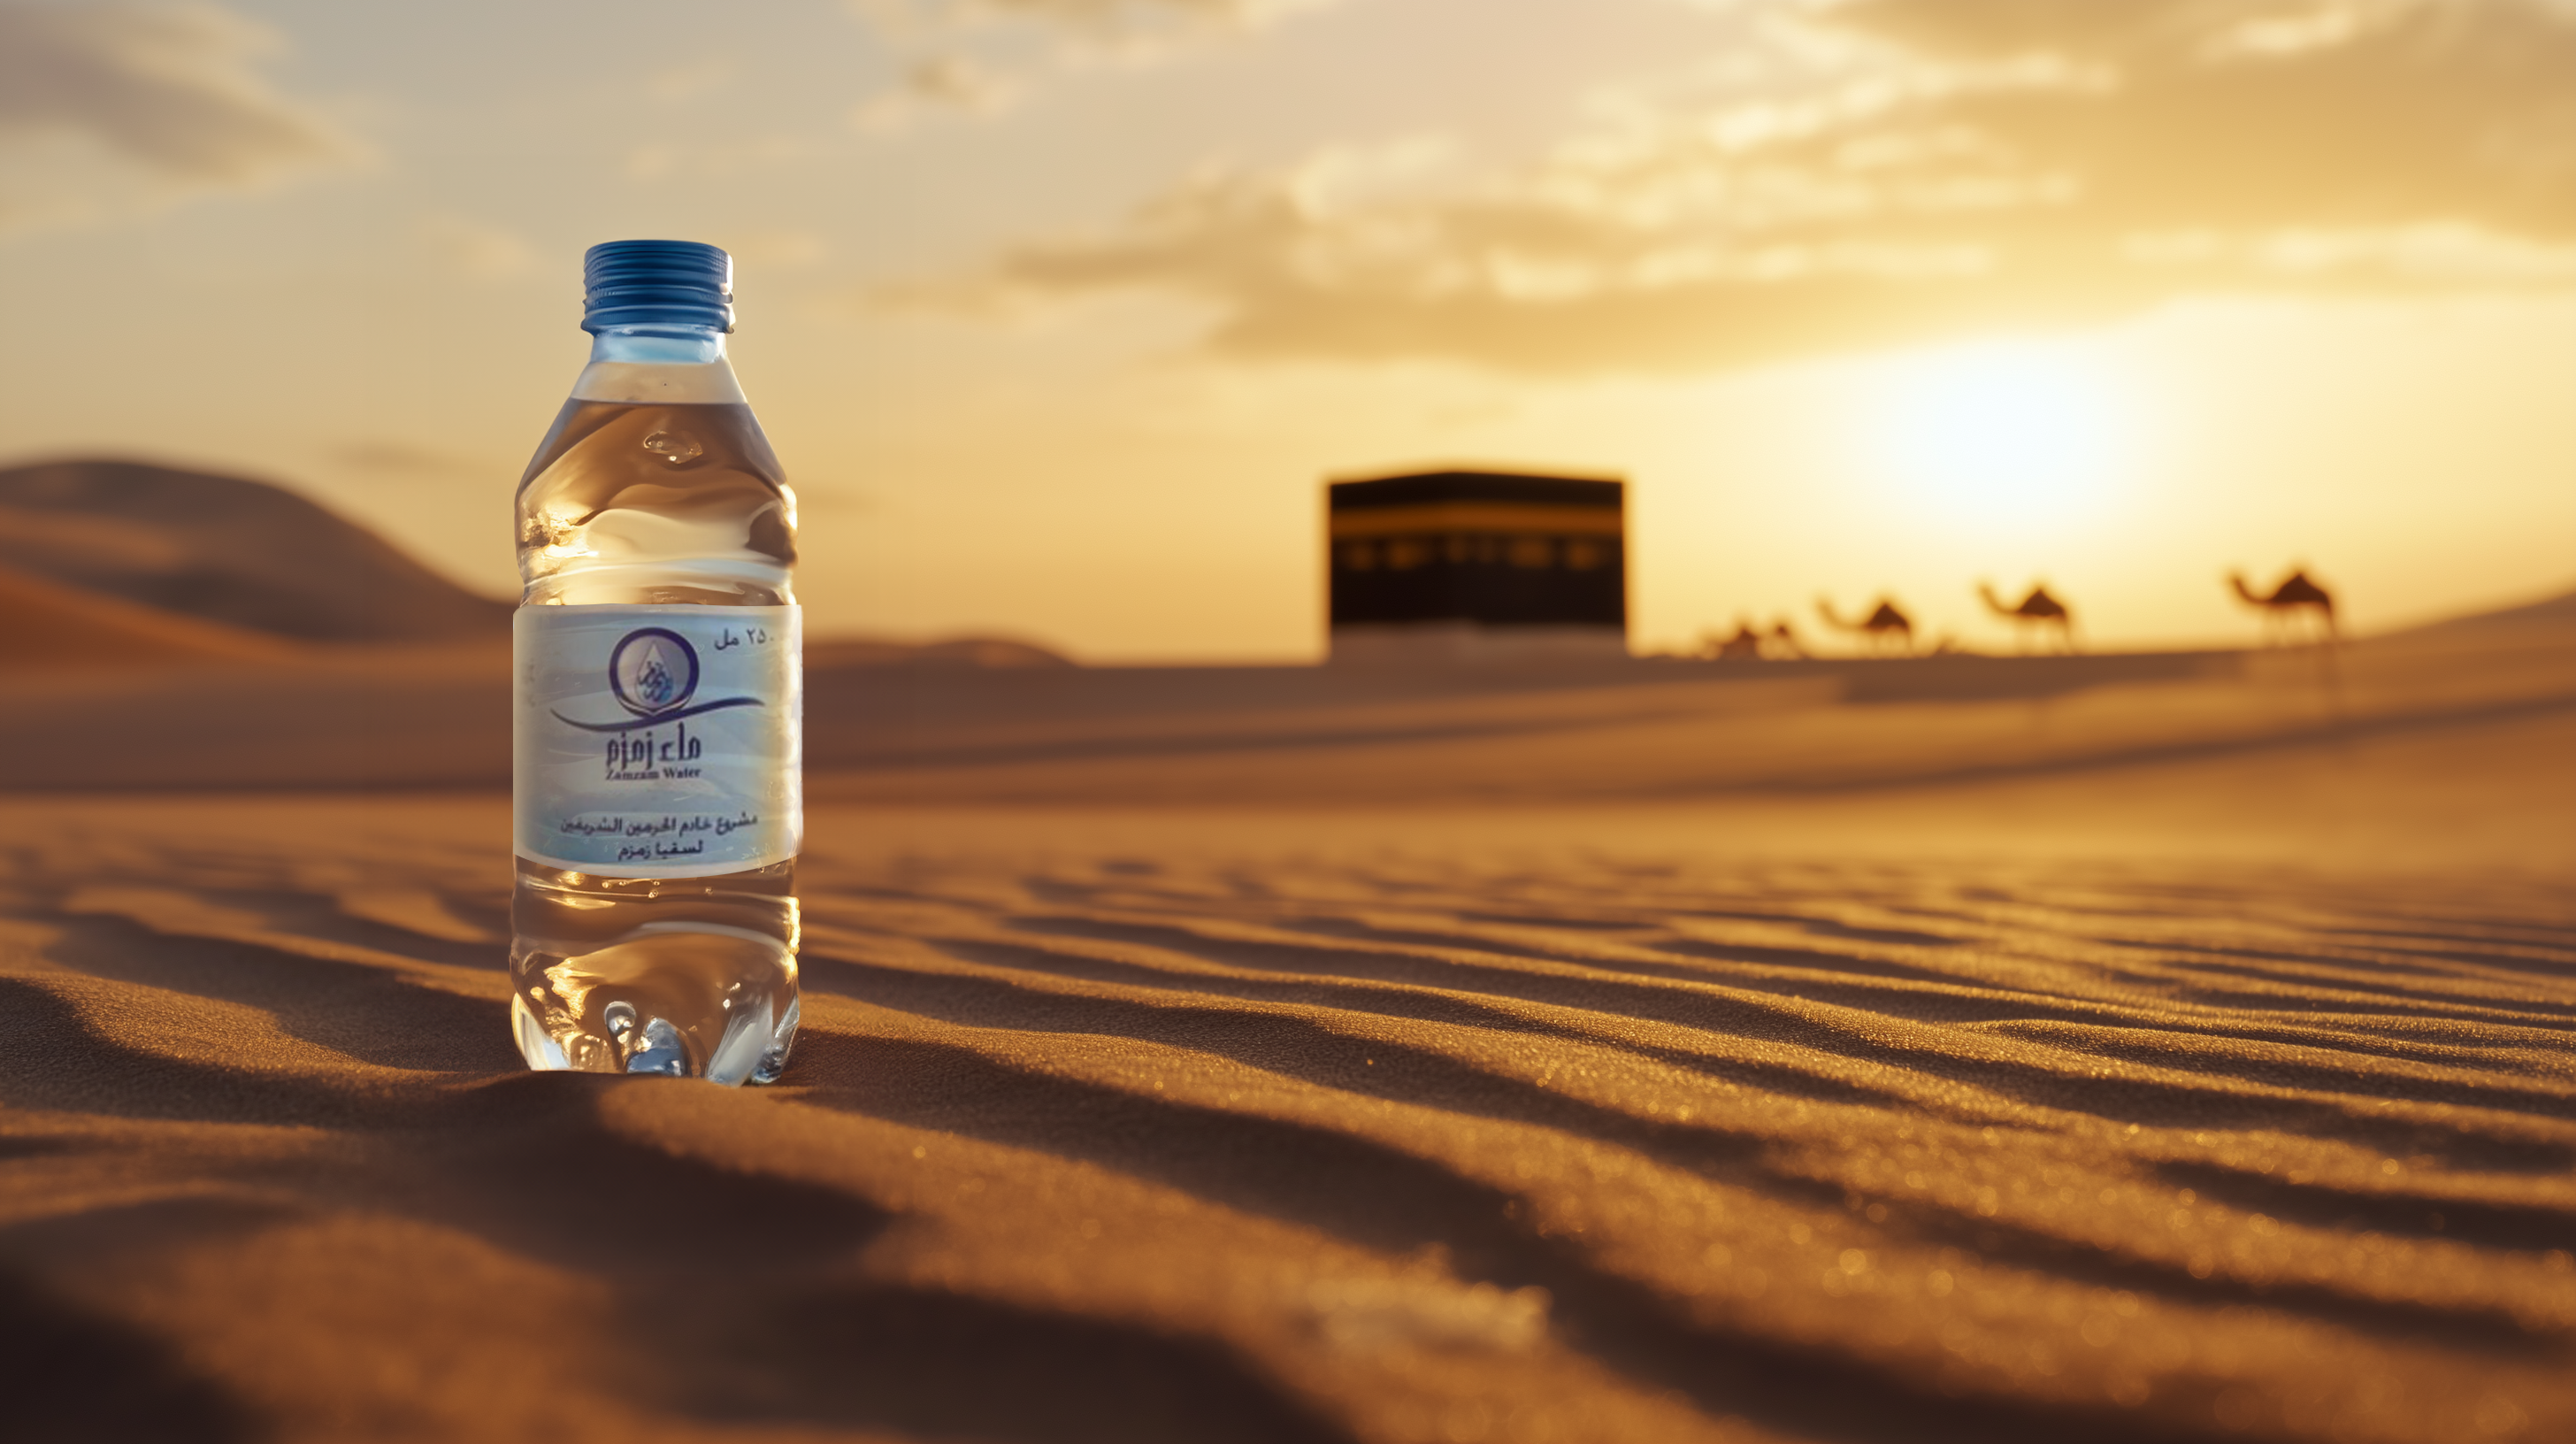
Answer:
[{"xmin": 514, "ymin": 604, "xmax": 801, "ymax": 877}]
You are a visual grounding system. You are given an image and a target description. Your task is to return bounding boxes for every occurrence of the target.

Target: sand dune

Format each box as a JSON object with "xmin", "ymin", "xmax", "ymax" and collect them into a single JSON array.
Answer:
[
  {"xmin": 0, "ymin": 564, "xmax": 295, "ymax": 669},
  {"xmin": 807, "ymin": 630, "xmax": 2573, "ymax": 808},
  {"xmin": 0, "ymin": 603, "xmax": 2565, "ymax": 810},
  {"xmin": 0, "ymin": 459, "xmax": 512, "ymax": 642},
  {"xmin": 0, "ymin": 547, "xmax": 2569, "ymax": 1440},
  {"xmin": 0, "ymin": 782, "xmax": 2568, "ymax": 1443}
]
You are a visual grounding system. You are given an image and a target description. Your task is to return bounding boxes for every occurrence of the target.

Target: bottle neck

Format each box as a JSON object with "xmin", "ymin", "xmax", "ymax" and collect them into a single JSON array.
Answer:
[
  {"xmin": 586, "ymin": 323, "xmax": 728, "ymax": 365},
  {"xmin": 571, "ymin": 324, "xmax": 745, "ymax": 404}
]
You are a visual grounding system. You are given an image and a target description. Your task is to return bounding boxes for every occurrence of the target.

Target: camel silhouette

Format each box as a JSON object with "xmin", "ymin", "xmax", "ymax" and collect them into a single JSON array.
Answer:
[
  {"xmin": 1767, "ymin": 618, "xmax": 1806, "ymax": 660},
  {"xmin": 2228, "ymin": 568, "xmax": 2336, "ymax": 644},
  {"xmin": 1706, "ymin": 618, "xmax": 1767, "ymax": 661},
  {"xmin": 1816, "ymin": 596, "xmax": 1914, "ymax": 655},
  {"xmin": 1978, "ymin": 581, "xmax": 2076, "ymax": 653}
]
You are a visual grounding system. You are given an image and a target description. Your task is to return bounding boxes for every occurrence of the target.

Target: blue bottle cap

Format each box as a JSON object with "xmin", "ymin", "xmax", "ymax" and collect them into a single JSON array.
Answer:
[{"xmin": 581, "ymin": 240, "xmax": 735, "ymax": 334}]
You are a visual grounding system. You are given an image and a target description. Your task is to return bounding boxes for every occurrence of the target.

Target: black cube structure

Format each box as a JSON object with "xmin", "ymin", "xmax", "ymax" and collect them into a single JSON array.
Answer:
[{"xmin": 1327, "ymin": 469, "xmax": 1628, "ymax": 664}]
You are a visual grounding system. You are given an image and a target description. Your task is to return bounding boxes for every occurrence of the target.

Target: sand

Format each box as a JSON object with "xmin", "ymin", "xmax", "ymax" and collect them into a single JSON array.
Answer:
[
  {"xmin": 0, "ymin": 564, "xmax": 295, "ymax": 669},
  {"xmin": 0, "ymin": 609, "xmax": 2571, "ymax": 1443}
]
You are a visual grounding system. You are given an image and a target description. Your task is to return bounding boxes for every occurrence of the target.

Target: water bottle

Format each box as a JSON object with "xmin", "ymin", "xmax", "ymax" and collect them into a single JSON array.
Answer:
[{"xmin": 509, "ymin": 240, "xmax": 801, "ymax": 1086}]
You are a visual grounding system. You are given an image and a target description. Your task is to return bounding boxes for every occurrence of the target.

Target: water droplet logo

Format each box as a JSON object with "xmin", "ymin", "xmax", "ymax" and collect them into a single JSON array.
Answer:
[
  {"xmin": 610, "ymin": 628, "xmax": 699, "ymax": 717},
  {"xmin": 548, "ymin": 622, "xmax": 767, "ymax": 734}
]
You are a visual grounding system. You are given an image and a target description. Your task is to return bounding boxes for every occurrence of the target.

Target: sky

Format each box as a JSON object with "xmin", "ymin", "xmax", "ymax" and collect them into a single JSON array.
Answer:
[{"xmin": 0, "ymin": 0, "xmax": 2570, "ymax": 660}]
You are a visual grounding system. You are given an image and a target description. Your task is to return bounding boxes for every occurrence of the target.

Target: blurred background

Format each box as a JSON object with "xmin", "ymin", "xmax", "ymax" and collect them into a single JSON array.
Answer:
[{"xmin": 3, "ymin": 0, "xmax": 2571, "ymax": 663}]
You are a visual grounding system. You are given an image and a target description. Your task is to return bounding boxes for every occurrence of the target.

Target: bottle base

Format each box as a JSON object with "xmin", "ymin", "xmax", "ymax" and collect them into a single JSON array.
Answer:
[{"xmin": 510, "ymin": 926, "xmax": 800, "ymax": 1087}]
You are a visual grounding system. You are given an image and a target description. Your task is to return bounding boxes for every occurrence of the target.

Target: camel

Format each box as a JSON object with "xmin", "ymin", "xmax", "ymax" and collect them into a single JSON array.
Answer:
[
  {"xmin": 1767, "ymin": 618, "xmax": 1806, "ymax": 660},
  {"xmin": 2228, "ymin": 568, "xmax": 2336, "ymax": 644},
  {"xmin": 1706, "ymin": 619, "xmax": 1767, "ymax": 661},
  {"xmin": 1816, "ymin": 595, "xmax": 1914, "ymax": 655},
  {"xmin": 1978, "ymin": 580, "xmax": 2076, "ymax": 653}
]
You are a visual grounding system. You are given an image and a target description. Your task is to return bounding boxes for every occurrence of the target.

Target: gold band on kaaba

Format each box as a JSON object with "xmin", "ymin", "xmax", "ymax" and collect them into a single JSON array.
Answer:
[{"xmin": 1327, "ymin": 503, "xmax": 1625, "ymax": 540}]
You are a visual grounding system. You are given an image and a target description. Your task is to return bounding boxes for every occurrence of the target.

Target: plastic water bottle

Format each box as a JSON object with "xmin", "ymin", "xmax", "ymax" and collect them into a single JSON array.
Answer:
[{"xmin": 509, "ymin": 240, "xmax": 801, "ymax": 1085}]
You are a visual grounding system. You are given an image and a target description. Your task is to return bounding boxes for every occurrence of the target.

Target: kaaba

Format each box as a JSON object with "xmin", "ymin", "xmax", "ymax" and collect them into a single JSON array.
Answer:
[{"xmin": 1327, "ymin": 469, "xmax": 1628, "ymax": 664}]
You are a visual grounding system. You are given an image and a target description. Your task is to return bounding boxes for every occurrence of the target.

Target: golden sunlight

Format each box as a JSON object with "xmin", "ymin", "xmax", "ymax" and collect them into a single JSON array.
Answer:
[{"xmin": 1870, "ymin": 343, "xmax": 2135, "ymax": 532}]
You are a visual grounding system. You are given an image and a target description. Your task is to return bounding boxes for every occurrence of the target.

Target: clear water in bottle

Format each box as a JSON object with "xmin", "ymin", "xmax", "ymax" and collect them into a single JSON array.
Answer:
[{"xmin": 509, "ymin": 240, "xmax": 801, "ymax": 1086}]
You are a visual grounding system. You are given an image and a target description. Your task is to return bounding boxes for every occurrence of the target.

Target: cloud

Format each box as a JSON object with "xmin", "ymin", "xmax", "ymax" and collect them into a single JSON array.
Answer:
[
  {"xmin": 0, "ymin": 1, "xmax": 357, "ymax": 230},
  {"xmin": 854, "ymin": 55, "xmax": 1024, "ymax": 131},
  {"xmin": 916, "ymin": 0, "xmax": 1297, "ymax": 31},
  {"xmin": 848, "ymin": 0, "xmax": 1345, "ymax": 129},
  {"xmin": 421, "ymin": 214, "xmax": 533, "ymax": 280},
  {"xmin": 911, "ymin": 0, "xmax": 2576, "ymax": 372},
  {"xmin": 859, "ymin": 0, "xmax": 1329, "ymax": 44}
]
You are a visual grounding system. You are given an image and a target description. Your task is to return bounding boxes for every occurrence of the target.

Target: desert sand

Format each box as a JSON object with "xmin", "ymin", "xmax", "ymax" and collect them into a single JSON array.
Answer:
[{"xmin": 0, "ymin": 469, "xmax": 2571, "ymax": 1442}]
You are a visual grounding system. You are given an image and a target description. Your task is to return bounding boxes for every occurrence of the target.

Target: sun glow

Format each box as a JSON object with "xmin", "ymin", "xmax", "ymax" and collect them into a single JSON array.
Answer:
[{"xmin": 1872, "ymin": 343, "xmax": 2135, "ymax": 531}]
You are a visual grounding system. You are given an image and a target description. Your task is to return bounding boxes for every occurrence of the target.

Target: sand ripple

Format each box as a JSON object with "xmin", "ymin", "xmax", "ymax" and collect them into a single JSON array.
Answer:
[{"xmin": 0, "ymin": 800, "xmax": 2569, "ymax": 1442}]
